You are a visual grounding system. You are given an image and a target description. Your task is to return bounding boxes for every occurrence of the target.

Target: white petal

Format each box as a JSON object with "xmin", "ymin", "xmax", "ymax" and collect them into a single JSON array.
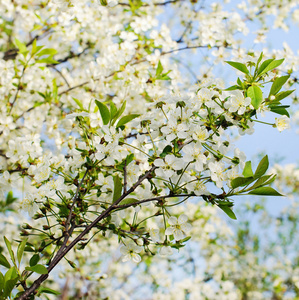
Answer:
[
  {"xmin": 168, "ymin": 216, "xmax": 178, "ymax": 225},
  {"xmin": 178, "ymin": 214, "xmax": 188, "ymax": 224},
  {"xmin": 120, "ymin": 246, "xmax": 129, "ymax": 255},
  {"xmin": 122, "ymin": 254, "xmax": 131, "ymax": 262},
  {"xmin": 165, "ymin": 227, "xmax": 175, "ymax": 235},
  {"xmin": 181, "ymin": 223, "xmax": 192, "ymax": 233},
  {"xmin": 131, "ymin": 253, "xmax": 141, "ymax": 263},
  {"xmin": 173, "ymin": 229, "xmax": 184, "ymax": 241}
]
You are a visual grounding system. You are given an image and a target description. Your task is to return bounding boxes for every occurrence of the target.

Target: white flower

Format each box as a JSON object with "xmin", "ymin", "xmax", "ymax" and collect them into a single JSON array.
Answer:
[
  {"xmin": 154, "ymin": 155, "xmax": 185, "ymax": 179},
  {"xmin": 159, "ymin": 246, "xmax": 173, "ymax": 256},
  {"xmin": 165, "ymin": 214, "xmax": 192, "ymax": 241},
  {"xmin": 223, "ymin": 90, "xmax": 251, "ymax": 115},
  {"xmin": 20, "ymin": 193, "xmax": 39, "ymax": 217},
  {"xmin": 208, "ymin": 161, "xmax": 227, "ymax": 188},
  {"xmin": 275, "ymin": 116, "xmax": 290, "ymax": 132},
  {"xmin": 120, "ymin": 242, "xmax": 142, "ymax": 263}
]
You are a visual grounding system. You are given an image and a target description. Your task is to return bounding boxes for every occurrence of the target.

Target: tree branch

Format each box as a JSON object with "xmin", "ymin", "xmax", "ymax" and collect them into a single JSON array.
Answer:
[{"xmin": 17, "ymin": 165, "xmax": 157, "ymax": 300}]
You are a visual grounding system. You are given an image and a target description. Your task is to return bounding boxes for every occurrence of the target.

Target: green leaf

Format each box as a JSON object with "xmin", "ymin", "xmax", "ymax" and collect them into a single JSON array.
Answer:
[
  {"xmin": 242, "ymin": 161, "xmax": 254, "ymax": 178},
  {"xmin": 258, "ymin": 58, "xmax": 284, "ymax": 76},
  {"xmin": 4, "ymin": 237, "xmax": 15, "ymax": 266},
  {"xmin": 218, "ymin": 205, "xmax": 237, "ymax": 220},
  {"xmin": 275, "ymin": 90, "xmax": 295, "ymax": 101},
  {"xmin": 100, "ymin": 0, "xmax": 108, "ymax": 5},
  {"xmin": 160, "ymin": 145, "xmax": 172, "ymax": 158},
  {"xmin": 0, "ymin": 253, "xmax": 10, "ymax": 269},
  {"xmin": 38, "ymin": 287, "xmax": 61, "ymax": 296},
  {"xmin": 72, "ymin": 97, "xmax": 84, "ymax": 110},
  {"xmin": 269, "ymin": 75, "xmax": 290, "ymax": 96},
  {"xmin": 120, "ymin": 198, "xmax": 139, "ymax": 205},
  {"xmin": 254, "ymin": 155, "xmax": 269, "ymax": 179},
  {"xmin": 225, "ymin": 85, "xmax": 242, "ymax": 91},
  {"xmin": 270, "ymin": 106, "xmax": 290, "ymax": 117},
  {"xmin": 181, "ymin": 236, "xmax": 191, "ymax": 243},
  {"xmin": 6, "ymin": 191, "xmax": 17, "ymax": 205},
  {"xmin": 225, "ymin": 61, "xmax": 250, "ymax": 75},
  {"xmin": 17, "ymin": 239, "xmax": 27, "ymax": 265},
  {"xmin": 14, "ymin": 38, "xmax": 27, "ymax": 54},
  {"xmin": 247, "ymin": 86, "xmax": 263, "ymax": 109},
  {"xmin": 29, "ymin": 254, "xmax": 40, "ymax": 267},
  {"xmin": 113, "ymin": 175, "xmax": 122, "ymax": 203},
  {"xmin": 35, "ymin": 48, "xmax": 57, "ymax": 57},
  {"xmin": 248, "ymin": 187, "xmax": 283, "ymax": 196},
  {"xmin": 0, "ymin": 272, "xmax": 4, "ymax": 291},
  {"xmin": 35, "ymin": 57, "xmax": 59, "ymax": 64},
  {"xmin": 3, "ymin": 267, "xmax": 19, "ymax": 298},
  {"xmin": 116, "ymin": 114, "xmax": 140, "ymax": 128},
  {"xmin": 255, "ymin": 52, "xmax": 263, "ymax": 70},
  {"xmin": 95, "ymin": 100, "xmax": 110, "ymax": 125},
  {"xmin": 111, "ymin": 101, "xmax": 126, "ymax": 125},
  {"xmin": 257, "ymin": 58, "xmax": 274, "ymax": 75},
  {"xmin": 25, "ymin": 264, "xmax": 48, "ymax": 274},
  {"xmin": 231, "ymin": 177, "xmax": 254, "ymax": 189},
  {"xmin": 248, "ymin": 174, "xmax": 276, "ymax": 190},
  {"xmin": 156, "ymin": 60, "xmax": 163, "ymax": 77},
  {"xmin": 110, "ymin": 102, "xmax": 118, "ymax": 120}
]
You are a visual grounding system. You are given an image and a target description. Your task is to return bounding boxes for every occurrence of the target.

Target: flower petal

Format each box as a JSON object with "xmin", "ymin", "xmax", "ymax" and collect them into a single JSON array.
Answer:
[{"xmin": 168, "ymin": 216, "xmax": 178, "ymax": 225}]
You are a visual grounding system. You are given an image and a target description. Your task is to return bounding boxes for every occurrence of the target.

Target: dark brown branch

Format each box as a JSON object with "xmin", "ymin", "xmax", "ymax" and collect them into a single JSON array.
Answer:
[
  {"xmin": 17, "ymin": 165, "xmax": 157, "ymax": 300},
  {"xmin": 114, "ymin": 193, "xmax": 195, "ymax": 210},
  {"xmin": 55, "ymin": 169, "xmax": 89, "ymax": 259},
  {"xmin": 57, "ymin": 44, "xmax": 215, "ymax": 96}
]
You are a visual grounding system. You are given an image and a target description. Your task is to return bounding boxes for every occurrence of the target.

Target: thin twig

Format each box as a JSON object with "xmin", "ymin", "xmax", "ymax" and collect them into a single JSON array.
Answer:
[{"xmin": 123, "ymin": 159, "xmax": 127, "ymax": 193}]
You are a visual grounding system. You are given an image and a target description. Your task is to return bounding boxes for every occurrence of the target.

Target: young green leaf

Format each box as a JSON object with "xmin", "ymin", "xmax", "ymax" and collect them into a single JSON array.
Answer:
[
  {"xmin": 35, "ymin": 57, "xmax": 59, "ymax": 64},
  {"xmin": 231, "ymin": 177, "xmax": 254, "ymax": 189},
  {"xmin": 38, "ymin": 287, "xmax": 61, "ymax": 296},
  {"xmin": 111, "ymin": 101, "xmax": 126, "ymax": 125},
  {"xmin": 254, "ymin": 155, "xmax": 269, "ymax": 179},
  {"xmin": 29, "ymin": 254, "xmax": 40, "ymax": 267},
  {"xmin": 113, "ymin": 175, "xmax": 122, "ymax": 203},
  {"xmin": 95, "ymin": 100, "xmax": 110, "ymax": 125},
  {"xmin": 218, "ymin": 205, "xmax": 237, "ymax": 220},
  {"xmin": 242, "ymin": 161, "xmax": 254, "ymax": 178},
  {"xmin": 0, "ymin": 272, "xmax": 4, "ymax": 290},
  {"xmin": 35, "ymin": 48, "xmax": 58, "ymax": 57},
  {"xmin": 225, "ymin": 61, "xmax": 250, "ymax": 75},
  {"xmin": 14, "ymin": 38, "xmax": 27, "ymax": 54},
  {"xmin": 110, "ymin": 102, "xmax": 118, "ymax": 120},
  {"xmin": 270, "ymin": 106, "xmax": 290, "ymax": 117},
  {"xmin": 247, "ymin": 174, "xmax": 274, "ymax": 191},
  {"xmin": 0, "ymin": 253, "xmax": 11, "ymax": 269},
  {"xmin": 17, "ymin": 239, "xmax": 28, "ymax": 265},
  {"xmin": 255, "ymin": 52, "xmax": 263, "ymax": 70},
  {"xmin": 72, "ymin": 97, "xmax": 84, "ymax": 110},
  {"xmin": 116, "ymin": 114, "xmax": 140, "ymax": 128},
  {"xmin": 3, "ymin": 267, "xmax": 19, "ymax": 298},
  {"xmin": 275, "ymin": 90, "xmax": 295, "ymax": 101},
  {"xmin": 258, "ymin": 58, "xmax": 284, "ymax": 76},
  {"xmin": 269, "ymin": 75, "xmax": 290, "ymax": 96},
  {"xmin": 156, "ymin": 60, "xmax": 163, "ymax": 77},
  {"xmin": 25, "ymin": 264, "xmax": 48, "ymax": 274},
  {"xmin": 257, "ymin": 58, "xmax": 274, "ymax": 75},
  {"xmin": 247, "ymin": 86, "xmax": 263, "ymax": 109},
  {"xmin": 225, "ymin": 85, "xmax": 241, "ymax": 91},
  {"xmin": 248, "ymin": 187, "xmax": 283, "ymax": 196},
  {"xmin": 120, "ymin": 198, "xmax": 139, "ymax": 205},
  {"xmin": 4, "ymin": 237, "xmax": 16, "ymax": 266}
]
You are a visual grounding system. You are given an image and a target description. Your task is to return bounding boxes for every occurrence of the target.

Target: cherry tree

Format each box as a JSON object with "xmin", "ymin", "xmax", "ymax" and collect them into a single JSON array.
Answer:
[{"xmin": 0, "ymin": 0, "xmax": 298, "ymax": 299}]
